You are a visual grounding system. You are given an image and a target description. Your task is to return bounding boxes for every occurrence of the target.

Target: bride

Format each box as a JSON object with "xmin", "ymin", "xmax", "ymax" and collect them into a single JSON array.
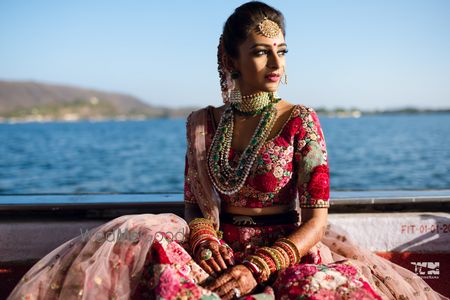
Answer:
[{"xmin": 8, "ymin": 1, "xmax": 446, "ymax": 299}]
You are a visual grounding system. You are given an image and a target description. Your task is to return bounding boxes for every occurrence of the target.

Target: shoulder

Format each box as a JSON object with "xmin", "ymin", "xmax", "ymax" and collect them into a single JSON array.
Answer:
[
  {"xmin": 186, "ymin": 105, "xmax": 226, "ymax": 138},
  {"xmin": 186, "ymin": 105, "xmax": 213, "ymax": 126},
  {"xmin": 278, "ymin": 102, "xmax": 319, "ymax": 131},
  {"xmin": 288, "ymin": 104, "xmax": 325, "ymax": 132},
  {"xmin": 287, "ymin": 103, "xmax": 318, "ymax": 120},
  {"xmin": 283, "ymin": 102, "xmax": 325, "ymax": 138},
  {"xmin": 187, "ymin": 105, "xmax": 225, "ymax": 120}
]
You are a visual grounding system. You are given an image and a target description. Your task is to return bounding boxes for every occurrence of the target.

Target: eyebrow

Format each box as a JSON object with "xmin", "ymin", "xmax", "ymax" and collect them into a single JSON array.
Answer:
[{"xmin": 250, "ymin": 43, "xmax": 287, "ymax": 49}]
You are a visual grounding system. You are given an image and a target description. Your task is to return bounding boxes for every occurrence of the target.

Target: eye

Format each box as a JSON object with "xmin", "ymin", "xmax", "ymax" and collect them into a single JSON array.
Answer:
[
  {"xmin": 253, "ymin": 49, "xmax": 289, "ymax": 57},
  {"xmin": 254, "ymin": 50, "xmax": 269, "ymax": 57},
  {"xmin": 278, "ymin": 49, "xmax": 289, "ymax": 56}
]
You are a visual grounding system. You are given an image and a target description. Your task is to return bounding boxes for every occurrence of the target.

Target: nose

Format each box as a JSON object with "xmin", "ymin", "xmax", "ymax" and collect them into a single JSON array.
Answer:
[{"xmin": 268, "ymin": 49, "xmax": 282, "ymax": 70}]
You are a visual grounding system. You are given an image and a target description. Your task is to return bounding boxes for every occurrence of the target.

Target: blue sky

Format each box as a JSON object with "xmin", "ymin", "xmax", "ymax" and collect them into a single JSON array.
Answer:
[{"xmin": 1, "ymin": 0, "xmax": 449, "ymax": 110}]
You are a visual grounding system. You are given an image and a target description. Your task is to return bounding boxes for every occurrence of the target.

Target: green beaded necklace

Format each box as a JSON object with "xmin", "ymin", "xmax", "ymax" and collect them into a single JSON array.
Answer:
[{"xmin": 207, "ymin": 92, "xmax": 281, "ymax": 195}]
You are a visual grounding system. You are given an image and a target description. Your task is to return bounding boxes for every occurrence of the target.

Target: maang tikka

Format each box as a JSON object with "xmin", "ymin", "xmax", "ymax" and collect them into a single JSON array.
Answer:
[{"xmin": 257, "ymin": 17, "xmax": 281, "ymax": 38}]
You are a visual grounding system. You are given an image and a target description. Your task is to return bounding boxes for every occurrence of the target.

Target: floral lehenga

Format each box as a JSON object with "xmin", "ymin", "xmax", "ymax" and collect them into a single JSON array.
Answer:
[{"xmin": 8, "ymin": 105, "xmax": 446, "ymax": 300}]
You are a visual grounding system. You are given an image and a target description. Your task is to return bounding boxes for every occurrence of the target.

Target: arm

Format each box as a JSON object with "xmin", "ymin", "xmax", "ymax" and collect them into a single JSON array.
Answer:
[
  {"xmin": 288, "ymin": 106, "xmax": 330, "ymax": 258},
  {"xmin": 286, "ymin": 207, "xmax": 328, "ymax": 257},
  {"xmin": 183, "ymin": 117, "xmax": 235, "ymax": 276},
  {"xmin": 184, "ymin": 153, "xmax": 204, "ymax": 224},
  {"xmin": 184, "ymin": 203, "xmax": 203, "ymax": 225}
]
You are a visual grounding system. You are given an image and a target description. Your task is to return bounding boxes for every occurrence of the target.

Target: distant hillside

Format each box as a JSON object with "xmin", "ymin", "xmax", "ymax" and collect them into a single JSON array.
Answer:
[{"xmin": 0, "ymin": 80, "xmax": 196, "ymax": 121}]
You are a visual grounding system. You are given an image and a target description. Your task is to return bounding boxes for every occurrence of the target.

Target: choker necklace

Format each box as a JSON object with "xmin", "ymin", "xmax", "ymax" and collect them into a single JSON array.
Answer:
[
  {"xmin": 207, "ymin": 92, "xmax": 281, "ymax": 195},
  {"xmin": 231, "ymin": 91, "xmax": 278, "ymax": 116}
]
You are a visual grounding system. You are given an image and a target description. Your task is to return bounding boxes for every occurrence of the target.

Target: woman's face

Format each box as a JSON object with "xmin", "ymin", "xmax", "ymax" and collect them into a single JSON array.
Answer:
[{"xmin": 231, "ymin": 29, "xmax": 287, "ymax": 96}]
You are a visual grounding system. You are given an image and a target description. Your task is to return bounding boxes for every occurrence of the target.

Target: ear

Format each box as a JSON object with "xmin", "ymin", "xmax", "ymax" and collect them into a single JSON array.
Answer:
[{"xmin": 222, "ymin": 54, "xmax": 239, "ymax": 72}]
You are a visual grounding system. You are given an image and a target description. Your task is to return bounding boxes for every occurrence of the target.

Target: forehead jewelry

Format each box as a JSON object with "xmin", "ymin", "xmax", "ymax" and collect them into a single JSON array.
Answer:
[{"xmin": 257, "ymin": 17, "xmax": 281, "ymax": 38}]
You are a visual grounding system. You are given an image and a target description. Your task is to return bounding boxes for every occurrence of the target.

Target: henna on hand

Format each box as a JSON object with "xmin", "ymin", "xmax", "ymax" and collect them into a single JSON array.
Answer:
[
  {"xmin": 205, "ymin": 264, "xmax": 258, "ymax": 299},
  {"xmin": 194, "ymin": 240, "xmax": 235, "ymax": 276}
]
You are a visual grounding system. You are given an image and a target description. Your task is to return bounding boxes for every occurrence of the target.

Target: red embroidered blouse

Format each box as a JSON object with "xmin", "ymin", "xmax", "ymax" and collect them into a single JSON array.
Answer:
[{"xmin": 184, "ymin": 104, "xmax": 330, "ymax": 209}]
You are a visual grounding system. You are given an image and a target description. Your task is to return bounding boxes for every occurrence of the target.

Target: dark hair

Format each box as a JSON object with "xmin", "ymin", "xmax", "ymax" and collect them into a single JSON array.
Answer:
[{"xmin": 222, "ymin": 1, "xmax": 286, "ymax": 59}]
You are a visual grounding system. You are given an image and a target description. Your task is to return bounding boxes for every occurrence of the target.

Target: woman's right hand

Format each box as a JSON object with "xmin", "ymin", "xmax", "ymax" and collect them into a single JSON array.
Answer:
[{"xmin": 194, "ymin": 240, "xmax": 235, "ymax": 277}]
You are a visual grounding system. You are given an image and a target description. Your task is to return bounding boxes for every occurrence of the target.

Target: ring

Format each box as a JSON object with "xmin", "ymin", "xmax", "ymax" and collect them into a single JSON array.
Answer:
[
  {"xmin": 232, "ymin": 287, "xmax": 241, "ymax": 298},
  {"xmin": 200, "ymin": 248, "xmax": 212, "ymax": 260}
]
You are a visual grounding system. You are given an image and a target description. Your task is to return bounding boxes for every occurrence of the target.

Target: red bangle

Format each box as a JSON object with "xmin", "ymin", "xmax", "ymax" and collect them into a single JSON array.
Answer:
[
  {"xmin": 257, "ymin": 247, "xmax": 282, "ymax": 271},
  {"xmin": 192, "ymin": 236, "xmax": 220, "ymax": 255},
  {"xmin": 272, "ymin": 246, "xmax": 289, "ymax": 269},
  {"xmin": 256, "ymin": 252, "xmax": 277, "ymax": 274},
  {"xmin": 242, "ymin": 260, "xmax": 260, "ymax": 276},
  {"xmin": 276, "ymin": 238, "xmax": 300, "ymax": 263},
  {"xmin": 190, "ymin": 229, "xmax": 216, "ymax": 242},
  {"xmin": 242, "ymin": 260, "xmax": 262, "ymax": 283},
  {"xmin": 247, "ymin": 255, "xmax": 270, "ymax": 283},
  {"xmin": 274, "ymin": 241, "xmax": 296, "ymax": 266}
]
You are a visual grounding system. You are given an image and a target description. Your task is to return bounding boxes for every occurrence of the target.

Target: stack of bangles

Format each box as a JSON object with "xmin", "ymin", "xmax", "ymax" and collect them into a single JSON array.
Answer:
[
  {"xmin": 242, "ymin": 238, "xmax": 301, "ymax": 283},
  {"xmin": 189, "ymin": 218, "xmax": 226, "ymax": 260}
]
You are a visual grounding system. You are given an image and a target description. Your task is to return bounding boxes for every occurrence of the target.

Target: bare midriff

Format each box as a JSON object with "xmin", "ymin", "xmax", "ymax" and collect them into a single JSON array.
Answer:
[{"xmin": 222, "ymin": 202, "xmax": 295, "ymax": 216}]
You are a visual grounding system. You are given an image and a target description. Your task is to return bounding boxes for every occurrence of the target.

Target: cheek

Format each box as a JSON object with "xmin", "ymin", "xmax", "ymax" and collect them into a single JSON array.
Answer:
[{"xmin": 241, "ymin": 58, "xmax": 266, "ymax": 78}]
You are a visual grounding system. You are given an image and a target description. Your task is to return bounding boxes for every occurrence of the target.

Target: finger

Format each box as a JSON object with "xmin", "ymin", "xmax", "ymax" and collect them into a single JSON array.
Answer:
[
  {"xmin": 209, "ymin": 243, "xmax": 227, "ymax": 270},
  {"xmin": 212, "ymin": 248, "xmax": 228, "ymax": 270},
  {"xmin": 199, "ymin": 260, "xmax": 216, "ymax": 277},
  {"xmin": 217, "ymin": 281, "xmax": 238, "ymax": 297},
  {"xmin": 206, "ymin": 257, "xmax": 222, "ymax": 273},
  {"xmin": 223, "ymin": 289, "xmax": 237, "ymax": 300},
  {"xmin": 219, "ymin": 245, "xmax": 235, "ymax": 266},
  {"xmin": 206, "ymin": 273, "xmax": 233, "ymax": 291}
]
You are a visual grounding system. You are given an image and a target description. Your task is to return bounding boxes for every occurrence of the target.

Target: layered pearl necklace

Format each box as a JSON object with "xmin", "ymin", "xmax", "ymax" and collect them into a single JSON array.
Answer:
[{"xmin": 207, "ymin": 92, "xmax": 281, "ymax": 195}]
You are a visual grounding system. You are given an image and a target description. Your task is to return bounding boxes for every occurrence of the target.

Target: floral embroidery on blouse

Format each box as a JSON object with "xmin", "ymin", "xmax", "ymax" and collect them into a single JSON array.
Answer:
[
  {"xmin": 295, "ymin": 106, "xmax": 330, "ymax": 208},
  {"xmin": 184, "ymin": 104, "xmax": 330, "ymax": 209}
]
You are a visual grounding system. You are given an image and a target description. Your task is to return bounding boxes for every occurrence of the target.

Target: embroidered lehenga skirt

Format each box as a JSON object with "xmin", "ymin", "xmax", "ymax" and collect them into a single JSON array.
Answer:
[{"xmin": 7, "ymin": 213, "xmax": 446, "ymax": 300}]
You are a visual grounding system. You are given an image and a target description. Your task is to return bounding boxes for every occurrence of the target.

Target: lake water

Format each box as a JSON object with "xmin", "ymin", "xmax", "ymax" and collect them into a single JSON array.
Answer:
[{"xmin": 1, "ymin": 114, "xmax": 449, "ymax": 194}]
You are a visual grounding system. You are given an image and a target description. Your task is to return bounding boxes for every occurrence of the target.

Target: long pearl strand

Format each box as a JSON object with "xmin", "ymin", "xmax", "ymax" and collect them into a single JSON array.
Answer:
[{"xmin": 207, "ymin": 92, "xmax": 280, "ymax": 195}]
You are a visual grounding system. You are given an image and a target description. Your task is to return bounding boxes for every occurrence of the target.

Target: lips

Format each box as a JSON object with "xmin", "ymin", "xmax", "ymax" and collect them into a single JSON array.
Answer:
[{"xmin": 265, "ymin": 73, "xmax": 280, "ymax": 82}]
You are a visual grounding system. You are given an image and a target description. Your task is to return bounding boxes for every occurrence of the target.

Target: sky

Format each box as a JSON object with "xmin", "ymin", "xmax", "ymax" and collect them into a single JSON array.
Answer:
[{"xmin": 1, "ymin": 0, "xmax": 449, "ymax": 110}]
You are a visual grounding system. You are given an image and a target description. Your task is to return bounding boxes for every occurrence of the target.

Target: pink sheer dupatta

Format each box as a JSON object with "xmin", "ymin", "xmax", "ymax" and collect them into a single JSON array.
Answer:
[
  {"xmin": 7, "ymin": 214, "xmax": 190, "ymax": 300},
  {"xmin": 185, "ymin": 108, "xmax": 222, "ymax": 230}
]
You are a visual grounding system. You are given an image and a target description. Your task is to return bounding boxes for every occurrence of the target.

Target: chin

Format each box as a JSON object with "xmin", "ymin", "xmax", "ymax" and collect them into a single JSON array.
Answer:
[{"xmin": 264, "ymin": 85, "xmax": 279, "ymax": 93}]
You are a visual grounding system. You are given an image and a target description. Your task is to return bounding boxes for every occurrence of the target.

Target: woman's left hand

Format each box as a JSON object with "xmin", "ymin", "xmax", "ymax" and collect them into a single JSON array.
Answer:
[{"xmin": 205, "ymin": 264, "xmax": 258, "ymax": 299}]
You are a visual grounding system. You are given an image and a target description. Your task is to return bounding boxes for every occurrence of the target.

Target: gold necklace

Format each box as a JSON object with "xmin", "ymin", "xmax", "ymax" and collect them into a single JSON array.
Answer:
[
  {"xmin": 232, "ymin": 92, "xmax": 277, "ymax": 116},
  {"xmin": 207, "ymin": 93, "xmax": 281, "ymax": 195}
]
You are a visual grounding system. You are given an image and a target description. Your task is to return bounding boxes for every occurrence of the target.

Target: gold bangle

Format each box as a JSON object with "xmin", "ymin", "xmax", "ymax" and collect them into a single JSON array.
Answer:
[
  {"xmin": 256, "ymin": 247, "xmax": 281, "ymax": 271},
  {"xmin": 267, "ymin": 247, "xmax": 285, "ymax": 270},
  {"xmin": 248, "ymin": 255, "xmax": 271, "ymax": 280},
  {"xmin": 189, "ymin": 229, "xmax": 217, "ymax": 241},
  {"xmin": 190, "ymin": 222, "xmax": 214, "ymax": 231},
  {"xmin": 277, "ymin": 238, "xmax": 301, "ymax": 264},
  {"xmin": 189, "ymin": 217, "xmax": 214, "ymax": 228},
  {"xmin": 272, "ymin": 245, "xmax": 290, "ymax": 269}
]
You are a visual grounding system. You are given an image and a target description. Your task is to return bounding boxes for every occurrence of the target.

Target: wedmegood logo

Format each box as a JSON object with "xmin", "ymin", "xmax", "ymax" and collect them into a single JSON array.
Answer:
[
  {"xmin": 410, "ymin": 262, "xmax": 440, "ymax": 279},
  {"xmin": 79, "ymin": 227, "xmax": 187, "ymax": 244}
]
